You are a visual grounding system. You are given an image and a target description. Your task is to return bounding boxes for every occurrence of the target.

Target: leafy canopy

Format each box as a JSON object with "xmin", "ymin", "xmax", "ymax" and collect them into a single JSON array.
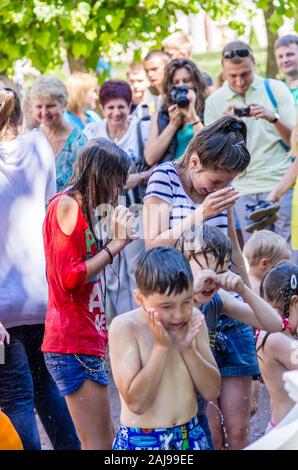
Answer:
[{"xmin": 0, "ymin": 0, "xmax": 297, "ymax": 73}]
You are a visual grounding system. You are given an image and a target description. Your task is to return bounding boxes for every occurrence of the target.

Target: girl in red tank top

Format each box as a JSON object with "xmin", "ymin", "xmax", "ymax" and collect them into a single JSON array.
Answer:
[{"xmin": 42, "ymin": 138, "xmax": 137, "ymax": 449}]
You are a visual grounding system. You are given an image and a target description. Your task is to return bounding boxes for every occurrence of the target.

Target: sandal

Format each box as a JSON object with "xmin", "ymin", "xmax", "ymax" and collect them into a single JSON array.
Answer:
[{"xmin": 246, "ymin": 200, "xmax": 280, "ymax": 222}]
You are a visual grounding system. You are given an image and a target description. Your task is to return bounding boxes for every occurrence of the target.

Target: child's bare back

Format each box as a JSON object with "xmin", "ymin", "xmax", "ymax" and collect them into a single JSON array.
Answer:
[{"xmin": 257, "ymin": 330, "xmax": 298, "ymax": 425}]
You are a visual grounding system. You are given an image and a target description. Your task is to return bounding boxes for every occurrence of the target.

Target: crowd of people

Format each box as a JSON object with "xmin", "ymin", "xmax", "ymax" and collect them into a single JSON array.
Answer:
[{"xmin": 0, "ymin": 31, "xmax": 298, "ymax": 451}]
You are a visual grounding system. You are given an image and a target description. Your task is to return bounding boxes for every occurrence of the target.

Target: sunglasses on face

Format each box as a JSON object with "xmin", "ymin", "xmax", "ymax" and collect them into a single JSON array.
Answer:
[{"xmin": 223, "ymin": 49, "xmax": 251, "ymax": 59}]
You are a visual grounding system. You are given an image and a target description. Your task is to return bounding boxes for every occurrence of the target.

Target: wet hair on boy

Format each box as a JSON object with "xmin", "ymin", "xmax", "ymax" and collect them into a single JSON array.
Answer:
[
  {"xmin": 135, "ymin": 245, "xmax": 193, "ymax": 297},
  {"xmin": 176, "ymin": 224, "xmax": 232, "ymax": 273}
]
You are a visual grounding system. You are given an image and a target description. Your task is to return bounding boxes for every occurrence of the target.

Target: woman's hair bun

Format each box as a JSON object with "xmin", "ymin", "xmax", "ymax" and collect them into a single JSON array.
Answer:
[{"xmin": 218, "ymin": 116, "xmax": 247, "ymax": 140}]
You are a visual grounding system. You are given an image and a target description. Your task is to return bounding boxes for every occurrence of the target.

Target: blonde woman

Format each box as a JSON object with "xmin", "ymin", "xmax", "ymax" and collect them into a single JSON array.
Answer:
[
  {"xmin": 65, "ymin": 72, "xmax": 101, "ymax": 130},
  {"xmin": 29, "ymin": 76, "xmax": 87, "ymax": 192}
]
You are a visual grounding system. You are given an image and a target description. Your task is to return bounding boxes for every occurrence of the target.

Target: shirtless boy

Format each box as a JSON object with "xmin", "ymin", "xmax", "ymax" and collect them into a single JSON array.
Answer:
[{"xmin": 109, "ymin": 246, "xmax": 221, "ymax": 450}]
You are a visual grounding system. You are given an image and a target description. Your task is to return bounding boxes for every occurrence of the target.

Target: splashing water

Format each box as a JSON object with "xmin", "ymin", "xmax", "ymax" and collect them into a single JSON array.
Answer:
[{"xmin": 208, "ymin": 401, "xmax": 229, "ymax": 450}]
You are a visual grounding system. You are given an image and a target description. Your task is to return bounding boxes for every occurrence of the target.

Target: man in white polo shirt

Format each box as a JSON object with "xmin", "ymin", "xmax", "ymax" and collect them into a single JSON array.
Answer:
[{"xmin": 204, "ymin": 41, "xmax": 296, "ymax": 242}]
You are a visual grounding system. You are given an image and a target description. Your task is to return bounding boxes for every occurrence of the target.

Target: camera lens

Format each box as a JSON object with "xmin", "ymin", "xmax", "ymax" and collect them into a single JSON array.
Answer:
[
  {"xmin": 171, "ymin": 86, "xmax": 189, "ymax": 108},
  {"xmin": 234, "ymin": 106, "xmax": 250, "ymax": 117}
]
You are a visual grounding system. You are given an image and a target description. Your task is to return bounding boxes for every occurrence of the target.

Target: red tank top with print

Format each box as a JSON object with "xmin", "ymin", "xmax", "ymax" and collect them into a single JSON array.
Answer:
[{"xmin": 41, "ymin": 194, "xmax": 108, "ymax": 356}]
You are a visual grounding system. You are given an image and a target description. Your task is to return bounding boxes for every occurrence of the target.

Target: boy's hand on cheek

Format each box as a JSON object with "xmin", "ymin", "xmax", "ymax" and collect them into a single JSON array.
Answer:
[
  {"xmin": 217, "ymin": 272, "xmax": 245, "ymax": 294},
  {"xmin": 147, "ymin": 308, "xmax": 172, "ymax": 348},
  {"xmin": 174, "ymin": 316, "xmax": 204, "ymax": 351}
]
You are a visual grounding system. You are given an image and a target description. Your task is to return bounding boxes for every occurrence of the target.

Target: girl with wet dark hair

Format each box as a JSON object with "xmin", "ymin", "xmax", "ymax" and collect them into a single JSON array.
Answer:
[
  {"xmin": 84, "ymin": 79, "xmax": 153, "ymax": 315},
  {"xmin": 42, "ymin": 138, "xmax": 137, "ymax": 449},
  {"xmin": 257, "ymin": 261, "xmax": 298, "ymax": 432},
  {"xmin": 145, "ymin": 58, "xmax": 208, "ymax": 165}
]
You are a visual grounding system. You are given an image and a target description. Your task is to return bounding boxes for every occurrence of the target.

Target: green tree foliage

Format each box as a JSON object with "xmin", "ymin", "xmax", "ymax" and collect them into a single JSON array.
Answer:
[{"xmin": 0, "ymin": 0, "xmax": 297, "ymax": 75}]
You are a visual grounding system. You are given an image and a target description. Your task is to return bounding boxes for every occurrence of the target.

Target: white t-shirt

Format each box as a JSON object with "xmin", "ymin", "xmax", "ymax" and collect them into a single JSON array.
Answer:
[
  {"xmin": 84, "ymin": 115, "xmax": 150, "ymax": 164},
  {"xmin": 0, "ymin": 130, "xmax": 56, "ymax": 328}
]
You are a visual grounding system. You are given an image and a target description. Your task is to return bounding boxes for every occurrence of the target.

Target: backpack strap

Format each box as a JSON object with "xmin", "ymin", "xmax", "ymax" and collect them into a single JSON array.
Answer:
[
  {"xmin": 264, "ymin": 78, "xmax": 291, "ymax": 152},
  {"xmin": 264, "ymin": 78, "xmax": 278, "ymax": 110}
]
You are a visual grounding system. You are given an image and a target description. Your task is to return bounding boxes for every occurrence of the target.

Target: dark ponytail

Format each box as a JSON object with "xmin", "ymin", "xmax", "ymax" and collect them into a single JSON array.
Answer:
[
  {"xmin": 177, "ymin": 116, "xmax": 250, "ymax": 174},
  {"xmin": 0, "ymin": 87, "xmax": 21, "ymax": 135}
]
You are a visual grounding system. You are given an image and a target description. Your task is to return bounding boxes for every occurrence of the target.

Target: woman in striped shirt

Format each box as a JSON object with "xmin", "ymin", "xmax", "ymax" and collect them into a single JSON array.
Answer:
[{"xmin": 143, "ymin": 115, "xmax": 250, "ymax": 246}]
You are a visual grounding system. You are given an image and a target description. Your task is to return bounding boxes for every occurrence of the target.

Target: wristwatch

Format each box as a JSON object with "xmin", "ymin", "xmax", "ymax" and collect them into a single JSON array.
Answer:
[{"xmin": 270, "ymin": 112, "xmax": 280, "ymax": 123}]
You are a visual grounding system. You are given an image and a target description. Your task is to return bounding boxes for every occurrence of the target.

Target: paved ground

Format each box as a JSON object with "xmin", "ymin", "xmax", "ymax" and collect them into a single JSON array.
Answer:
[{"xmin": 39, "ymin": 371, "xmax": 271, "ymax": 450}]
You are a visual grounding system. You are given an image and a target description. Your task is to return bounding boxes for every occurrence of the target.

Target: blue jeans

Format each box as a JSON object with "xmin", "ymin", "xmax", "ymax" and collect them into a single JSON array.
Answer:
[{"xmin": 0, "ymin": 324, "xmax": 80, "ymax": 450}]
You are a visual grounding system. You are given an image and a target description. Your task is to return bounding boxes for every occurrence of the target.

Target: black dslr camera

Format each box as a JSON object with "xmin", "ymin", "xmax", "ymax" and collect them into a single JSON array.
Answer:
[
  {"xmin": 234, "ymin": 105, "xmax": 251, "ymax": 117},
  {"xmin": 170, "ymin": 85, "xmax": 189, "ymax": 108}
]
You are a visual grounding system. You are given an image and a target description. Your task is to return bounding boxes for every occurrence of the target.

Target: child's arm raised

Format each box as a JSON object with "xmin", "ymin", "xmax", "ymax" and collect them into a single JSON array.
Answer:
[
  {"xmin": 227, "ymin": 206, "xmax": 251, "ymax": 288},
  {"xmin": 174, "ymin": 312, "xmax": 221, "ymax": 401},
  {"xmin": 144, "ymin": 188, "xmax": 239, "ymax": 249},
  {"xmin": 109, "ymin": 310, "xmax": 171, "ymax": 415},
  {"xmin": 57, "ymin": 198, "xmax": 137, "ymax": 285},
  {"xmin": 218, "ymin": 272, "xmax": 283, "ymax": 332}
]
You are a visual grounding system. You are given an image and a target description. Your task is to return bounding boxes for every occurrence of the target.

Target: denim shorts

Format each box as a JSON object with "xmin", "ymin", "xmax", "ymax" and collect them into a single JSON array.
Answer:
[
  {"xmin": 44, "ymin": 352, "xmax": 109, "ymax": 396},
  {"xmin": 213, "ymin": 322, "xmax": 259, "ymax": 377}
]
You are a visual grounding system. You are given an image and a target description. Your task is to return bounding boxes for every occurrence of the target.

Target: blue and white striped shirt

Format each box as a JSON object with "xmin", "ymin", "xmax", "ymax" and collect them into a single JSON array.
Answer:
[{"xmin": 144, "ymin": 162, "xmax": 228, "ymax": 233}]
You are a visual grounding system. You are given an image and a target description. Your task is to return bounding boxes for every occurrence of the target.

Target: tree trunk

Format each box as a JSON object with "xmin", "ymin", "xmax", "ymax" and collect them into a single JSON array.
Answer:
[
  {"xmin": 264, "ymin": 2, "xmax": 278, "ymax": 78},
  {"xmin": 67, "ymin": 51, "xmax": 88, "ymax": 73}
]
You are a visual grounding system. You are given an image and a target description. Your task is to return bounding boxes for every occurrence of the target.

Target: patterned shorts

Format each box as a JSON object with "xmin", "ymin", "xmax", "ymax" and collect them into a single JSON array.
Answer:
[{"xmin": 113, "ymin": 415, "xmax": 210, "ymax": 450}]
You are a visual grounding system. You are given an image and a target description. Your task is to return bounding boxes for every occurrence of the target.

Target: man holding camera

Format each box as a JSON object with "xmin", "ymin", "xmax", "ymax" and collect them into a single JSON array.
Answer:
[{"xmin": 204, "ymin": 40, "xmax": 296, "ymax": 242}]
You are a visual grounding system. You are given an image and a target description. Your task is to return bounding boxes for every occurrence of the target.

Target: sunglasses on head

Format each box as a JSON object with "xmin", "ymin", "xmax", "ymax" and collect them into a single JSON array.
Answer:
[{"xmin": 223, "ymin": 49, "xmax": 251, "ymax": 59}]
